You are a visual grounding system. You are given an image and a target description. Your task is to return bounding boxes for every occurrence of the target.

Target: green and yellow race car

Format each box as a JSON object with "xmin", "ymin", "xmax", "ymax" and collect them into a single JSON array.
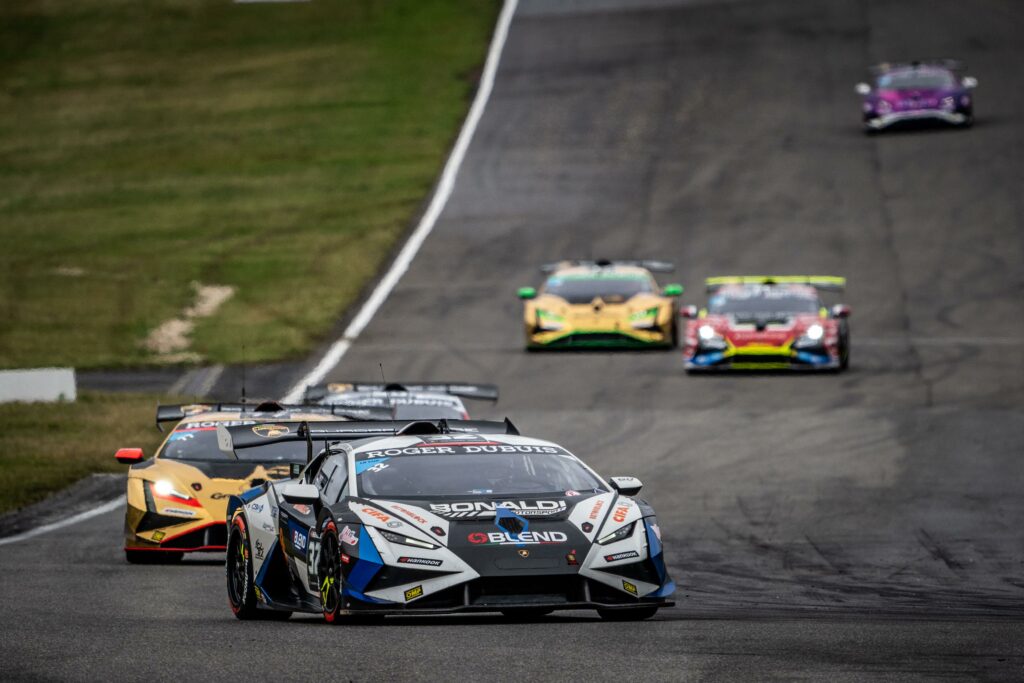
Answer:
[{"xmin": 517, "ymin": 259, "xmax": 683, "ymax": 349}]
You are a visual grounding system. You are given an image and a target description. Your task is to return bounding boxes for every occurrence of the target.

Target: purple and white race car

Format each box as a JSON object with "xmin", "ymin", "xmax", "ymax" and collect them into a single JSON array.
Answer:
[{"xmin": 855, "ymin": 61, "xmax": 977, "ymax": 132}]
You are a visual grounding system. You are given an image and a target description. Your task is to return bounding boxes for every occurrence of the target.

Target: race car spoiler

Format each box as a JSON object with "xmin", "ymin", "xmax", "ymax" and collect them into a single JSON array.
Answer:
[
  {"xmin": 155, "ymin": 401, "xmax": 393, "ymax": 431},
  {"xmin": 705, "ymin": 276, "xmax": 846, "ymax": 293},
  {"xmin": 217, "ymin": 418, "xmax": 521, "ymax": 456},
  {"xmin": 540, "ymin": 259, "xmax": 675, "ymax": 273},
  {"xmin": 302, "ymin": 382, "xmax": 499, "ymax": 404},
  {"xmin": 870, "ymin": 59, "xmax": 963, "ymax": 74}
]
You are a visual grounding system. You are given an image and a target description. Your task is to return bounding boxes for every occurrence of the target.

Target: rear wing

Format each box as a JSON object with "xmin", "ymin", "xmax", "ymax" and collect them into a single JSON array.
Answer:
[
  {"xmin": 705, "ymin": 276, "xmax": 846, "ymax": 293},
  {"xmin": 302, "ymin": 382, "xmax": 499, "ymax": 404},
  {"xmin": 539, "ymin": 259, "xmax": 675, "ymax": 274},
  {"xmin": 155, "ymin": 401, "xmax": 393, "ymax": 431},
  {"xmin": 217, "ymin": 418, "xmax": 521, "ymax": 455},
  {"xmin": 869, "ymin": 59, "xmax": 963, "ymax": 75}
]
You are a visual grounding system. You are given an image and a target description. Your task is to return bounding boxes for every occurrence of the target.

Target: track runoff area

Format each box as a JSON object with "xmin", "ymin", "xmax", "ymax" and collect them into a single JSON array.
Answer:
[{"xmin": 3, "ymin": 0, "xmax": 1023, "ymax": 680}]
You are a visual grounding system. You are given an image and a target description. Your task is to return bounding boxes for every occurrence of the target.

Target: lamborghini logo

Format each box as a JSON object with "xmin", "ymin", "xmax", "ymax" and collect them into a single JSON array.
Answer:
[{"xmin": 252, "ymin": 424, "xmax": 291, "ymax": 438}]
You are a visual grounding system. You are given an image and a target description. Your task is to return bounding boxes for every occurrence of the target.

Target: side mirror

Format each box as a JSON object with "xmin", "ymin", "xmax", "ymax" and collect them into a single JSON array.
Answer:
[
  {"xmin": 609, "ymin": 476, "xmax": 643, "ymax": 496},
  {"xmin": 854, "ymin": 82, "xmax": 871, "ymax": 96},
  {"xmin": 517, "ymin": 286, "xmax": 537, "ymax": 300},
  {"xmin": 831, "ymin": 304, "xmax": 851, "ymax": 319},
  {"xmin": 115, "ymin": 447, "xmax": 144, "ymax": 464},
  {"xmin": 679, "ymin": 305, "xmax": 698, "ymax": 318},
  {"xmin": 281, "ymin": 483, "xmax": 319, "ymax": 505},
  {"xmin": 961, "ymin": 76, "xmax": 977, "ymax": 89},
  {"xmin": 662, "ymin": 283, "xmax": 683, "ymax": 297}
]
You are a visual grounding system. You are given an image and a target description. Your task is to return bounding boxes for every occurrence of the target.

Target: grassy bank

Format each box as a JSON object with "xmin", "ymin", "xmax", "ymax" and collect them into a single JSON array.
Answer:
[
  {"xmin": 0, "ymin": 392, "xmax": 171, "ymax": 513},
  {"xmin": 0, "ymin": 0, "xmax": 498, "ymax": 369}
]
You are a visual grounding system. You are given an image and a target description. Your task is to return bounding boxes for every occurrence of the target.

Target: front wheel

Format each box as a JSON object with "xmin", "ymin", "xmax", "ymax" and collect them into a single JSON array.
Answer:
[
  {"xmin": 597, "ymin": 606, "xmax": 659, "ymax": 621},
  {"xmin": 226, "ymin": 516, "xmax": 260, "ymax": 619},
  {"xmin": 318, "ymin": 521, "xmax": 344, "ymax": 623}
]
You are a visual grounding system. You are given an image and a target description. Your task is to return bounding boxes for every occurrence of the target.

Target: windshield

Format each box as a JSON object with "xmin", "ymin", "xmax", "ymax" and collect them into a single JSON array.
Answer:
[
  {"xmin": 877, "ymin": 71, "xmax": 955, "ymax": 90},
  {"xmin": 544, "ymin": 274, "xmax": 653, "ymax": 304},
  {"xmin": 161, "ymin": 422, "xmax": 314, "ymax": 463},
  {"xmin": 709, "ymin": 289, "xmax": 820, "ymax": 316},
  {"xmin": 356, "ymin": 450, "xmax": 606, "ymax": 498}
]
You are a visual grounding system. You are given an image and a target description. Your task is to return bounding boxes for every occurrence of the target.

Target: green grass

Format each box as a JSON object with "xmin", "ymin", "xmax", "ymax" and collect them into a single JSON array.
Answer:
[
  {"xmin": 0, "ymin": 0, "xmax": 499, "ymax": 369},
  {"xmin": 0, "ymin": 392, "xmax": 171, "ymax": 513}
]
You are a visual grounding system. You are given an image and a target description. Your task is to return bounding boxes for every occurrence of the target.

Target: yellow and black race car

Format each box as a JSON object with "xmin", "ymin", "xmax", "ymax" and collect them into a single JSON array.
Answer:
[
  {"xmin": 114, "ymin": 401, "xmax": 387, "ymax": 563},
  {"xmin": 517, "ymin": 259, "xmax": 683, "ymax": 349}
]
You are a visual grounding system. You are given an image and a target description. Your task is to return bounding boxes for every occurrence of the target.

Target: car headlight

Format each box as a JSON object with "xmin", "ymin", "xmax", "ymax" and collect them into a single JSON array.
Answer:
[
  {"xmin": 150, "ymin": 480, "xmax": 201, "ymax": 507},
  {"xmin": 598, "ymin": 521, "xmax": 636, "ymax": 545},
  {"xmin": 877, "ymin": 99, "xmax": 891, "ymax": 115},
  {"xmin": 698, "ymin": 325, "xmax": 717, "ymax": 341},
  {"xmin": 794, "ymin": 323, "xmax": 825, "ymax": 349},
  {"xmin": 630, "ymin": 306, "xmax": 660, "ymax": 329},
  {"xmin": 378, "ymin": 529, "xmax": 438, "ymax": 550},
  {"xmin": 536, "ymin": 309, "xmax": 565, "ymax": 331}
]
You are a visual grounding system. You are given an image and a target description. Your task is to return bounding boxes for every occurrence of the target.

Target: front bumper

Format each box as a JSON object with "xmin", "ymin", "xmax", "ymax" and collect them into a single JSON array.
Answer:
[
  {"xmin": 528, "ymin": 329, "xmax": 672, "ymax": 349},
  {"xmin": 338, "ymin": 575, "xmax": 673, "ymax": 615},
  {"xmin": 124, "ymin": 501, "xmax": 228, "ymax": 553},
  {"xmin": 865, "ymin": 109, "xmax": 968, "ymax": 130},
  {"xmin": 685, "ymin": 348, "xmax": 839, "ymax": 371}
]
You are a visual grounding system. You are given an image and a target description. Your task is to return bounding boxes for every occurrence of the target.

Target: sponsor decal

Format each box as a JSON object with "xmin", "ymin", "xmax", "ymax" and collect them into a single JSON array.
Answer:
[
  {"xmin": 386, "ymin": 521, "xmax": 402, "ymax": 529},
  {"xmin": 340, "ymin": 552, "xmax": 351, "ymax": 565},
  {"xmin": 163, "ymin": 507, "xmax": 196, "ymax": 517},
  {"xmin": 605, "ymin": 550, "xmax": 640, "ymax": 563},
  {"xmin": 255, "ymin": 539, "xmax": 265, "ymax": 560},
  {"xmin": 182, "ymin": 404, "xmax": 212, "ymax": 416},
  {"xmin": 261, "ymin": 523, "xmax": 274, "ymax": 532},
  {"xmin": 566, "ymin": 549, "xmax": 578, "ymax": 566},
  {"xmin": 293, "ymin": 504, "xmax": 312, "ymax": 515},
  {"xmin": 180, "ymin": 419, "xmax": 257, "ymax": 430},
  {"xmin": 252, "ymin": 424, "xmax": 291, "ymax": 438},
  {"xmin": 612, "ymin": 504, "xmax": 630, "ymax": 523},
  {"xmin": 249, "ymin": 503, "xmax": 264, "ymax": 513},
  {"xmin": 404, "ymin": 585, "xmax": 424, "ymax": 601},
  {"xmin": 467, "ymin": 531, "xmax": 568, "ymax": 546},
  {"xmin": 430, "ymin": 500, "xmax": 566, "ymax": 518},
  {"xmin": 151, "ymin": 531, "xmax": 165, "ymax": 542},
  {"xmin": 390, "ymin": 505, "xmax": 428, "ymax": 525},
  {"xmin": 362, "ymin": 507, "xmax": 391, "ymax": 523},
  {"xmin": 398, "ymin": 556, "xmax": 443, "ymax": 567},
  {"xmin": 210, "ymin": 492, "xmax": 230, "ymax": 500},
  {"xmin": 362, "ymin": 444, "xmax": 566, "ymax": 458},
  {"xmin": 622, "ymin": 580, "xmax": 638, "ymax": 596},
  {"xmin": 292, "ymin": 528, "xmax": 308, "ymax": 552},
  {"xmin": 588, "ymin": 499, "xmax": 605, "ymax": 520},
  {"xmin": 517, "ymin": 549, "xmax": 530, "ymax": 558},
  {"xmin": 340, "ymin": 526, "xmax": 359, "ymax": 546}
]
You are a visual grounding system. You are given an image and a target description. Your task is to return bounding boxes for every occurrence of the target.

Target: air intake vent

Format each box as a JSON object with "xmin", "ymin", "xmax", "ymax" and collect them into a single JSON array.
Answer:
[{"xmin": 498, "ymin": 517, "xmax": 524, "ymax": 535}]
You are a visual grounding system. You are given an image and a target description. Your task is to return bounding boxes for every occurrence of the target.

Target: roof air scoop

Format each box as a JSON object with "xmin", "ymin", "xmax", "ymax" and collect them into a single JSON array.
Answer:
[
  {"xmin": 253, "ymin": 400, "xmax": 286, "ymax": 413},
  {"xmin": 396, "ymin": 420, "xmax": 448, "ymax": 435}
]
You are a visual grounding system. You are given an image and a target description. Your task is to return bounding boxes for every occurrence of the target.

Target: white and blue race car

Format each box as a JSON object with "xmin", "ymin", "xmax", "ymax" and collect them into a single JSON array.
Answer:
[{"xmin": 219, "ymin": 419, "xmax": 675, "ymax": 622}]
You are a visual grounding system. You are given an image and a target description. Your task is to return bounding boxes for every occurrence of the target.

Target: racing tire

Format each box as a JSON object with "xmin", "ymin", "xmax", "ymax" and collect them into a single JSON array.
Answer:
[
  {"xmin": 318, "ymin": 521, "xmax": 345, "ymax": 624},
  {"xmin": 597, "ymin": 606, "xmax": 659, "ymax": 621},
  {"xmin": 125, "ymin": 549, "xmax": 183, "ymax": 564},
  {"xmin": 226, "ymin": 515, "xmax": 261, "ymax": 620},
  {"xmin": 669, "ymin": 320, "xmax": 679, "ymax": 348},
  {"xmin": 500, "ymin": 608, "xmax": 554, "ymax": 621}
]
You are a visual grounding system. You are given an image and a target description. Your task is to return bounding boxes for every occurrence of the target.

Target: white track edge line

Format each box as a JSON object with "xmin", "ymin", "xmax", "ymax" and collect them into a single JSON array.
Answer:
[
  {"xmin": 0, "ymin": 495, "xmax": 125, "ymax": 546},
  {"xmin": 281, "ymin": 0, "xmax": 519, "ymax": 403}
]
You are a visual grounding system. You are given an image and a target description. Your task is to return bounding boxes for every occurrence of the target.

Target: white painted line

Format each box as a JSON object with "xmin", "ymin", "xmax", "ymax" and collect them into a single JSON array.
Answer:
[
  {"xmin": 0, "ymin": 495, "xmax": 125, "ymax": 546},
  {"xmin": 281, "ymin": 0, "xmax": 519, "ymax": 404}
]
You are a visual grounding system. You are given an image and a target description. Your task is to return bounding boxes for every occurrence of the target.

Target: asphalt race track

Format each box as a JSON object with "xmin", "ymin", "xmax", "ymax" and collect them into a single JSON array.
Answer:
[{"xmin": 3, "ymin": 0, "xmax": 1023, "ymax": 679}]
